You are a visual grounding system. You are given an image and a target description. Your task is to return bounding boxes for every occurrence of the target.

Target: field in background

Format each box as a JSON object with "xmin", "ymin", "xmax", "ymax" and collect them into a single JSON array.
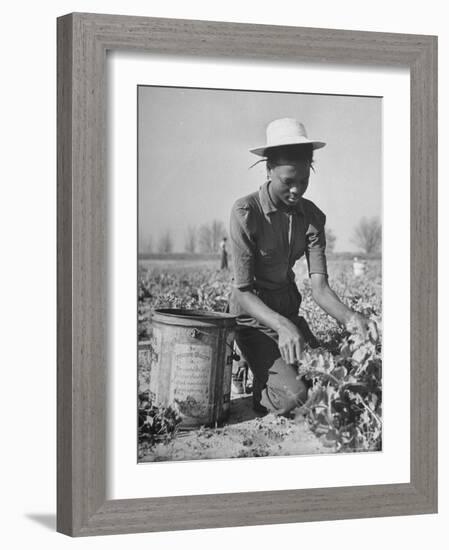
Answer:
[
  {"xmin": 138, "ymin": 255, "xmax": 382, "ymax": 460},
  {"xmin": 139, "ymin": 255, "xmax": 380, "ymax": 277}
]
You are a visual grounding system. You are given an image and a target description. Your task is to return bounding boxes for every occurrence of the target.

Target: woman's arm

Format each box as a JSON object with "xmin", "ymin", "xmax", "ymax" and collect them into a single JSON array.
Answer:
[
  {"xmin": 234, "ymin": 288, "xmax": 306, "ymax": 365},
  {"xmin": 310, "ymin": 273, "xmax": 378, "ymax": 339}
]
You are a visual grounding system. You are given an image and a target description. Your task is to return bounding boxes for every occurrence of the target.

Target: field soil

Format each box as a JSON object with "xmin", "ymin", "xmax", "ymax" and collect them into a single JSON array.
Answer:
[
  {"xmin": 138, "ymin": 255, "xmax": 382, "ymax": 460},
  {"xmin": 139, "ymin": 391, "xmax": 328, "ymax": 462}
]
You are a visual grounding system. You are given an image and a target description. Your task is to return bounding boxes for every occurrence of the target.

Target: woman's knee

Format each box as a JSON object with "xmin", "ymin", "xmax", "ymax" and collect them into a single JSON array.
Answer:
[{"xmin": 261, "ymin": 358, "xmax": 308, "ymax": 415}]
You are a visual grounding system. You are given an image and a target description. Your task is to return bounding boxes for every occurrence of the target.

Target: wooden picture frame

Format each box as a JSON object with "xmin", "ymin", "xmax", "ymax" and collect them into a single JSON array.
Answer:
[{"xmin": 57, "ymin": 12, "xmax": 437, "ymax": 536}]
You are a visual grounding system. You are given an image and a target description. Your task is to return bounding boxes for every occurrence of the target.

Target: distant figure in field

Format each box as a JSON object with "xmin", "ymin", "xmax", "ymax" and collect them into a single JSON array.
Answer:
[
  {"xmin": 219, "ymin": 236, "xmax": 228, "ymax": 270},
  {"xmin": 353, "ymin": 257, "xmax": 366, "ymax": 277}
]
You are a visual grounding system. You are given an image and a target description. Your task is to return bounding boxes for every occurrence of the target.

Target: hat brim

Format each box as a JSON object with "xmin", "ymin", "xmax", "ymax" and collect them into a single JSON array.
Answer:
[{"xmin": 249, "ymin": 140, "xmax": 326, "ymax": 157}]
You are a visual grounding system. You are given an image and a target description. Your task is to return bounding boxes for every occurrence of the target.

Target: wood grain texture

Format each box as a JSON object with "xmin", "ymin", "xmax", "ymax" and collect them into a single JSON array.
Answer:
[
  {"xmin": 57, "ymin": 12, "xmax": 438, "ymax": 537},
  {"xmin": 409, "ymin": 35, "xmax": 438, "ymax": 507},
  {"xmin": 57, "ymin": 13, "xmax": 74, "ymax": 536}
]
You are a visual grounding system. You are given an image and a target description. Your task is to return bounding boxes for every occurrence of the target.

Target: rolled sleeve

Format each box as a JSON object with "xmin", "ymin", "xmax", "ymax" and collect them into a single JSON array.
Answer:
[
  {"xmin": 305, "ymin": 207, "xmax": 328, "ymax": 276},
  {"xmin": 229, "ymin": 202, "xmax": 256, "ymax": 289}
]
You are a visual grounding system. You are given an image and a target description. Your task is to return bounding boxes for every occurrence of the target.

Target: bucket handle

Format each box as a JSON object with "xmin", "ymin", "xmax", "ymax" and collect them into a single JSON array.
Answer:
[{"xmin": 226, "ymin": 340, "xmax": 240, "ymax": 362}]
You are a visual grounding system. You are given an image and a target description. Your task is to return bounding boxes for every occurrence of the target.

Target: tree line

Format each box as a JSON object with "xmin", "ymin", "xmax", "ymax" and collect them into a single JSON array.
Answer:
[
  {"xmin": 143, "ymin": 220, "xmax": 228, "ymax": 254},
  {"xmin": 326, "ymin": 216, "xmax": 381, "ymax": 255},
  {"xmin": 143, "ymin": 216, "xmax": 381, "ymax": 255}
]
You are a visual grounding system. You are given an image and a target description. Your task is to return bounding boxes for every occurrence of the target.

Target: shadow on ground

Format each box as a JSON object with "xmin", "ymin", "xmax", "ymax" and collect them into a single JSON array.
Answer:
[
  {"xmin": 25, "ymin": 514, "xmax": 56, "ymax": 531},
  {"xmin": 224, "ymin": 394, "xmax": 259, "ymax": 425}
]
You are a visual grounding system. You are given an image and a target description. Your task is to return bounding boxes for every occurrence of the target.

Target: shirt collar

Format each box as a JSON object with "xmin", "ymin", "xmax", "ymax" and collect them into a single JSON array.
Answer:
[{"xmin": 259, "ymin": 180, "xmax": 305, "ymax": 216}]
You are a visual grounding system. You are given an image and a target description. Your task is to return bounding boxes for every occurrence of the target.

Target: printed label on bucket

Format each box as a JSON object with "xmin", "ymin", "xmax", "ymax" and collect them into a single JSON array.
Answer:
[
  {"xmin": 170, "ymin": 343, "xmax": 212, "ymax": 418},
  {"xmin": 148, "ymin": 327, "xmax": 162, "ymax": 403}
]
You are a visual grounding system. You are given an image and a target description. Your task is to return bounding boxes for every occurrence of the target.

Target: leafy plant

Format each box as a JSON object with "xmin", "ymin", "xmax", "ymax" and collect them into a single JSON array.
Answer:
[
  {"xmin": 138, "ymin": 260, "xmax": 383, "ymax": 453},
  {"xmin": 138, "ymin": 391, "xmax": 183, "ymax": 457},
  {"xmin": 296, "ymin": 325, "xmax": 382, "ymax": 452}
]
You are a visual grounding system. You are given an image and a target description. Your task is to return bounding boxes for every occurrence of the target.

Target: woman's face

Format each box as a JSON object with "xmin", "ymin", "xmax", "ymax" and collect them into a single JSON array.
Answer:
[{"xmin": 268, "ymin": 156, "xmax": 310, "ymax": 208}]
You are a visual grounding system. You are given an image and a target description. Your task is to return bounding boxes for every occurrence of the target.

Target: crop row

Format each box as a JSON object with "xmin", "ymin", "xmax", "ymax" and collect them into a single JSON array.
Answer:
[{"xmin": 138, "ymin": 261, "xmax": 382, "ymax": 452}]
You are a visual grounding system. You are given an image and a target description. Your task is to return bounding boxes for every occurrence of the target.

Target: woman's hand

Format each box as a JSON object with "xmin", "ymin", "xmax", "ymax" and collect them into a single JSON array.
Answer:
[
  {"xmin": 309, "ymin": 274, "xmax": 379, "ymax": 343},
  {"xmin": 277, "ymin": 318, "xmax": 306, "ymax": 364},
  {"xmin": 345, "ymin": 312, "xmax": 379, "ymax": 342}
]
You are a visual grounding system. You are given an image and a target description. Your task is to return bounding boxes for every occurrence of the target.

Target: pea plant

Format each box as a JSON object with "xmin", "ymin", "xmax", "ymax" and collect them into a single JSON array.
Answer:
[{"xmin": 138, "ymin": 260, "xmax": 382, "ymax": 453}]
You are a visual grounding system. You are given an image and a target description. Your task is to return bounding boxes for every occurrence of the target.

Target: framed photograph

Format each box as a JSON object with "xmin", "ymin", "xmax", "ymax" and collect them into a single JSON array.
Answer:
[
  {"xmin": 135, "ymin": 85, "xmax": 383, "ymax": 464},
  {"xmin": 57, "ymin": 13, "xmax": 437, "ymax": 536}
]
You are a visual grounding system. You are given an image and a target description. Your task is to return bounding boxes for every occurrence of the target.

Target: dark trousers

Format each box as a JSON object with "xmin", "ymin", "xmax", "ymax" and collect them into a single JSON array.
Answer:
[
  {"xmin": 220, "ymin": 250, "xmax": 228, "ymax": 269},
  {"xmin": 229, "ymin": 283, "xmax": 311, "ymax": 414},
  {"xmin": 235, "ymin": 325, "xmax": 307, "ymax": 414}
]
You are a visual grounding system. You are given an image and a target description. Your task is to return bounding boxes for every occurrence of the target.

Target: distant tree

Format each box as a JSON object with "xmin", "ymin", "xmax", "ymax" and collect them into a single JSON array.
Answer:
[
  {"xmin": 325, "ymin": 227, "xmax": 337, "ymax": 254},
  {"xmin": 198, "ymin": 224, "xmax": 213, "ymax": 253},
  {"xmin": 157, "ymin": 230, "xmax": 174, "ymax": 253},
  {"xmin": 351, "ymin": 216, "xmax": 382, "ymax": 254},
  {"xmin": 184, "ymin": 225, "xmax": 197, "ymax": 254},
  {"xmin": 143, "ymin": 236, "xmax": 153, "ymax": 254},
  {"xmin": 198, "ymin": 220, "xmax": 227, "ymax": 253}
]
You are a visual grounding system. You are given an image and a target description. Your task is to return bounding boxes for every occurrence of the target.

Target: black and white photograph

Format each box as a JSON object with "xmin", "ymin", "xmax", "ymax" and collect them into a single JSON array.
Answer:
[
  {"xmin": 137, "ymin": 85, "xmax": 382, "ymax": 462},
  {"xmin": 0, "ymin": 0, "xmax": 442, "ymax": 543}
]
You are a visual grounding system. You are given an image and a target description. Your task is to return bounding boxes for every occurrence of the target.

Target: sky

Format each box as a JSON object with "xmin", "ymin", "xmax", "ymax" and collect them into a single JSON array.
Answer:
[{"xmin": 138, "ymin": 86, "xmax": 382, "ymax": 253}]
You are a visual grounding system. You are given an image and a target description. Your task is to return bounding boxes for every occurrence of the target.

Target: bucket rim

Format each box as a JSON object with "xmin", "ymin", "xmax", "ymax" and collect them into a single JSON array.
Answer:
[{"xmin": 152, "ymin": 308, "xmax": 237, "ymax": 322}]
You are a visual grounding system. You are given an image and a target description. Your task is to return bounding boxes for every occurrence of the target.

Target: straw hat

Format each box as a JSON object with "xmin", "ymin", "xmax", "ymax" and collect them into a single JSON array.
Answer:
[{"xmin": 249, "ymin": 118, "xmax": 326, "ymax": 157}]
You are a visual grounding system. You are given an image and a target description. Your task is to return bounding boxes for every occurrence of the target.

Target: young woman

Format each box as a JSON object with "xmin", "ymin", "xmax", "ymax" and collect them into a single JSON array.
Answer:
[{"xmin": 228, "ymin": 118, "xmax": 378, "ymax": 415}]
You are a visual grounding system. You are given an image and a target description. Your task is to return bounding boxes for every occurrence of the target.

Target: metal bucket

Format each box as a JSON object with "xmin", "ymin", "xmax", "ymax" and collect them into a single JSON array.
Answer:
[{"xmin": 144, "ymin": 308, "xmax": 237, "ymax": 428}]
